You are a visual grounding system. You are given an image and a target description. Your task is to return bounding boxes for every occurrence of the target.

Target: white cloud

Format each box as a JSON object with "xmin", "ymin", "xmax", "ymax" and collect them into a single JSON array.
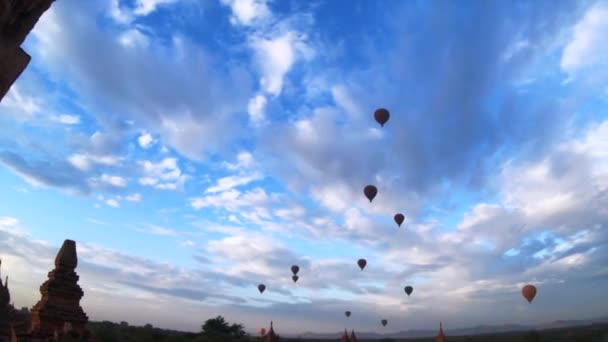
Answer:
[
  {"xmin": 0, "ymin": 85, "xmax": 41, "ymax": 121},
  {"xmin": 190, "ymin": 187, "xmax": 270, "ymax": 211},
  {"xmin": 224, "ymin": 152, "xmax": 255, "ymax": 171},
  {"xmin": 87, "ymin": 217, "xmax": 108, "ymax": 226},
  {"xmin": 109, "ymin": 0, "xmax": 133, "ymax": 23},
  {"xmin": 180, "ymin": 240, "xmax": 195, "ymax": 247},
  {"xmin": 0, "ymin": 217, "xmax": 19, "ymax": 228},
  {"xmin": 250, "ymin": 32, "xmax": 301, "ymax": 96},
  {"xmin": 205, "ymin": 173, "xmax": 263, "ymax": 194},
  {"xmin": 139, "ymin": 177, "xmax": 158, "ymax": 186},
  {"xmin": 125, "ymin": 193, "xmax": 143, "ymax": 202},
  {"xmin": 86, "ymin": 218, "xmax": 107, "ymax": 225},
  {"xmin": 247, "ymin": 94, "xmax": 267, "ymax": 124},
  {"xmin": 331, "ymin": 85, "xmax": 362, "ymax": 119},
  {"xmin": 221, "ymin": 0, "xmax": 271, "ymax": 27},
  {"xmin": 100, "ymin": 174, "xmax": 127, "ymax": 188},
  {"xmin": 133, "ymin": 0, "xmax": 178, "ymax": 16},
  {"xmin": 67, "ymin": 154, "xmax": 122, "ymax": 171},
  {"xmin": 106, "ymin": 198, "xmax": 120, "ymax": 207},
  {"xmin": 31, "ymin": 1, "xmax": 253, "ymax": 162},
  {"xmin": 273, "ymin": 205, "xmax": 306, "ymax": 220},
  {"xmin": 119, "ymin": 29, "xmax": 150, "ymax": 48},
  {"xmin": 311, "ymin": 182, "xmax": 352, "ymax": 213},
  {"xmin": 137, "ymin": 132, "xmax": 155, "ymax": 149},
  {"xmin": 51, "ymin": 114, "xmax": 80, "ymax": 125},
  {"xmin": 561, "ymin": 3, "xmax": 608, "ymax": 78},
  {"xmin": 135, "ymin": 224, "xmax": 179, "ymax": 236},
  {"xmin": 138, "ymin": 158, "xmax": 188, "ymax": 191}
]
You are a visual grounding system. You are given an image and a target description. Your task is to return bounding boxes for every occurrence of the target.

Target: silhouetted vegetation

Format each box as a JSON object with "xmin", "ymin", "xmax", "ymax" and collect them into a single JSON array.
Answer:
[
  {"xmin": 199, "ymin": 316, "xmax": 248, "ymax": 342},
  {"xmin": 86, "ymin": 320, "xmax": 608, "ymax": 342}
]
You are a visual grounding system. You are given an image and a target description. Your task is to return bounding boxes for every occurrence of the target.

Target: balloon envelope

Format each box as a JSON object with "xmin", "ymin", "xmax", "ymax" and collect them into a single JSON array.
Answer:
[
  {"xmin": 291, "ymin": 265, "xmax": 300, "ymax": 275},
  {"xmin": 404, "ymin": 286, "xmax": 413, "ymax": 296},
  {"xmin": 357, "ymin": 259, "xmax": 367, "ymax": 270},
  {"xmin": 522, "ymin": 284, "xmax": 537, "ymax": 303},
  {"xmin": 364, "ymin": 185, "xmax": 377, "ymax": 202},
  {"xmin": 374, "ymin": 108, "xmax": 390, "ymax": 127},
  {"xmin": 258, "ymin": 284, "xmax": 266, "ymax": 293},
  {"xmin": 345, "ymin": 311, "xmax": 351, "ymax": 317},
  {"xmin": 394, "ymin": 213, "xmax": 405, "ymax": 227},
  {"xmin": 381, "ymin": 319, "xmax": 388, "ymax": 327},
  {"xmin": 292, "ymin": 275, "xmax": 299, "ymax": 283}
]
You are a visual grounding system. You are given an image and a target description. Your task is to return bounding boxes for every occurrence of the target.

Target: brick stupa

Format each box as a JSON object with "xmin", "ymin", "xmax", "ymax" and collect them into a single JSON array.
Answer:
[
  {"xmin": 340, "ymin": 329, "xmax": 350, "ymax": 342},
  {"xmin": 350, "ymin": 329, "xmax": 358, "ymax": 342},
  {"xmin": 28, "ymin": 240, "xmax": 90, "ymax": 338},
  {"xmin": 264, "ymin": 321, "xmax": 278, "ymax": 342},
  {"xmin": 436, "ymin": 322, "xmax": 446, "ymax": 342},
  {"xmin": 0, "ymin": 260, "xmax": 13, "ymax": 338}
]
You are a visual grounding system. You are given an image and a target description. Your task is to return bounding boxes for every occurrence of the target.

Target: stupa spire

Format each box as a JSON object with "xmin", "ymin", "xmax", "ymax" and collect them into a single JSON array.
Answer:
[
  {"xmin": 436, "ymin": 321, "xmax": 446, "ymax": 342},
  {"xmin": 29, "ymin": 239, "xmax": 89, "ymax": 337}
]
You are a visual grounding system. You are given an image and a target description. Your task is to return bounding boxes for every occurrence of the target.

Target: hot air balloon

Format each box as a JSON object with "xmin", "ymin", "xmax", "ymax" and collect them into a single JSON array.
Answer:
[
  {"xmin": 381, "ymin": 319, "xmax": 388, "ymax": 327},
  {"xmin": 292, "ymin": 275, "xmax": 299, "ymax": 283},
  {"xmin": 522, "ymin": 284, "xmax": 537, "ymax": 303},
  {"xmin": 258, "ymin": 284, "xmax": 266, "ymax": 294},
  {"xmin": 345, "ymin": 311, "xmax": 351, "ymax": 317},
  {"xmin": 364, "ymin": 185, "xmax": 377, "ymax": 202},
  {"xmin": 357, "ymin": 259, "xmax": 367, "ymax": 270},
  {"xmin": 291, "ymin": 265, "xmax": 300, "ymax": 275},
  {"xmin": 404, "ymin": 286, "xmax": 413, "ymax": 296},
  {"xmin": 374, "ymin": 108, "xmax": 390, "ymax": 127},
  {"xmin": 260, "ymin": 328, "xmax": 266, "ymax": 336},
  {"xmin": 394, "ymin": 213, "xmax": 405, "ymax": 227}
]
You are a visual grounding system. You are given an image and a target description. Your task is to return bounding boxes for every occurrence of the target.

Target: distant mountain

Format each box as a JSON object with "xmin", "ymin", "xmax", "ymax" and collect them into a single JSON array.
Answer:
[{"xmin": 288, "ymin": 316, "xmax": 608, "ymax": 339}]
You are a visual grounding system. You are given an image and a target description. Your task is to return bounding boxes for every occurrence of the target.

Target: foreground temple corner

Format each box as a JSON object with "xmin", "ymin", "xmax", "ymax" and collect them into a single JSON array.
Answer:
[{"xmin": 0, "ymin": 0, "xmax": 55, "ymax": 102}]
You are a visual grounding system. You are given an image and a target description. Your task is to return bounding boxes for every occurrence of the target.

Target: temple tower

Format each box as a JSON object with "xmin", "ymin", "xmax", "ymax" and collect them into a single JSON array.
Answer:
[
  {"xmin": 350, "ymin": 329, "xmax": 358, "ymax": 342},
  {"xmin": 264, "ymin": 321, "xmax": 278, "ymax": 342},
  {"xmin": 436, "ymin": 322, "xmax": 446, "ymax": 342},
  {"xmin": 0, "ymin": 260, "xmax": 13, "ymax": 339},
  {"xmin": 340, "ymin": 329, "xmax": 350, "ymax": 342},
  {"xmin": 29, "ymin": 240, "xmax": 89, "ymax": 338}
]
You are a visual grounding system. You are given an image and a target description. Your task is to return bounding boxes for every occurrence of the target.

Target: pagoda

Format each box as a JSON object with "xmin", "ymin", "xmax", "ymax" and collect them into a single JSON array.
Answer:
[
  {"xmin": 26, "ymin": 240, "xmax": 93, "ymax": 341},
  {"xmin": 0, "ymin": 260, "xmax": 14, "ymax": 338},
  {"xmin": 264, "ymin": 321, "xmax": 278, "ymax": 342},
  {"xmin": 436, "ymin": 322, "xmax": 446, "ymax": 342},
  {"xmin": 350, "ymin": 329, "xmax": 358, "ymax": 342},
  {"xmin": 340, "ymin": 329, "xmax": 350, "ymax": 342}
]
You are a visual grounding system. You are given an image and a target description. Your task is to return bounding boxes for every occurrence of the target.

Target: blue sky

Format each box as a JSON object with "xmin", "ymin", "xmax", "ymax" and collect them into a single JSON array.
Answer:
[{"xmin": 1, "ymin": 0, "xmax": 608, "ymax": 336}]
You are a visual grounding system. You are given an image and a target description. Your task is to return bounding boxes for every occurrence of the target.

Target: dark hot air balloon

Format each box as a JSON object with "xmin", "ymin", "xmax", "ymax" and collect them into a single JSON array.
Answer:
[
  {"xmin": 345, "ymin": 311, "xmax": 351, "ymax": 317},
  {"xmin": 364, "ymin": 185, "xmax": 377, "ymax": 202},
  {"xmin": 258, "ymin": 284, "xmax": 266, "ymax": 293},
  {"xmin": 260, "ymin": 328, "xmax": 266, "ymax": 336},
  {"xmin": 292, "ymin": 275, "xmax": 299, "ymax": 283},
  {"xmin": 522, "ymin": 284, "xmax": 537, "ymax": 303},
  {"xmin": 291, "ymin": 265, "xmax": 300, "ymax": 275},
  {"xmin": 374, "ymin": 108, "xmax": 390, "ymax": 127},
  {"xmin": 404, "ymin": 286, "xmax": 413, "ymax": 296},
  {"xmin": 357, "ymin": 259, "xmax": 367, "ymax": 270},
  {"xmin": 394, "ymin": 213, "xmax": 405, "ymax": 227},
  {"xmin": 381, "ymin": 319, "xmax": 388, "ymax": 327}
]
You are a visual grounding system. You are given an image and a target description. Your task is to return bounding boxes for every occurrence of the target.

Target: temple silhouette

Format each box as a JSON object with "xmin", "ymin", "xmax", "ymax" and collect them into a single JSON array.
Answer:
[{"xmin": 0, "ymin": 240, "xmax": 95, "ymax": 341}]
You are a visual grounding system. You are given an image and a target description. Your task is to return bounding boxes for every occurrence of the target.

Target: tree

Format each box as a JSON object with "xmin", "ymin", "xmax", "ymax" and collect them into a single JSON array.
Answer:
[
  {"xmin": 199, "ymin": 316, "xmax": 247, "ymax": 342},
  {"xmin": 522, "ymin": 330, "xmax": 540, "ymax": 342}
]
